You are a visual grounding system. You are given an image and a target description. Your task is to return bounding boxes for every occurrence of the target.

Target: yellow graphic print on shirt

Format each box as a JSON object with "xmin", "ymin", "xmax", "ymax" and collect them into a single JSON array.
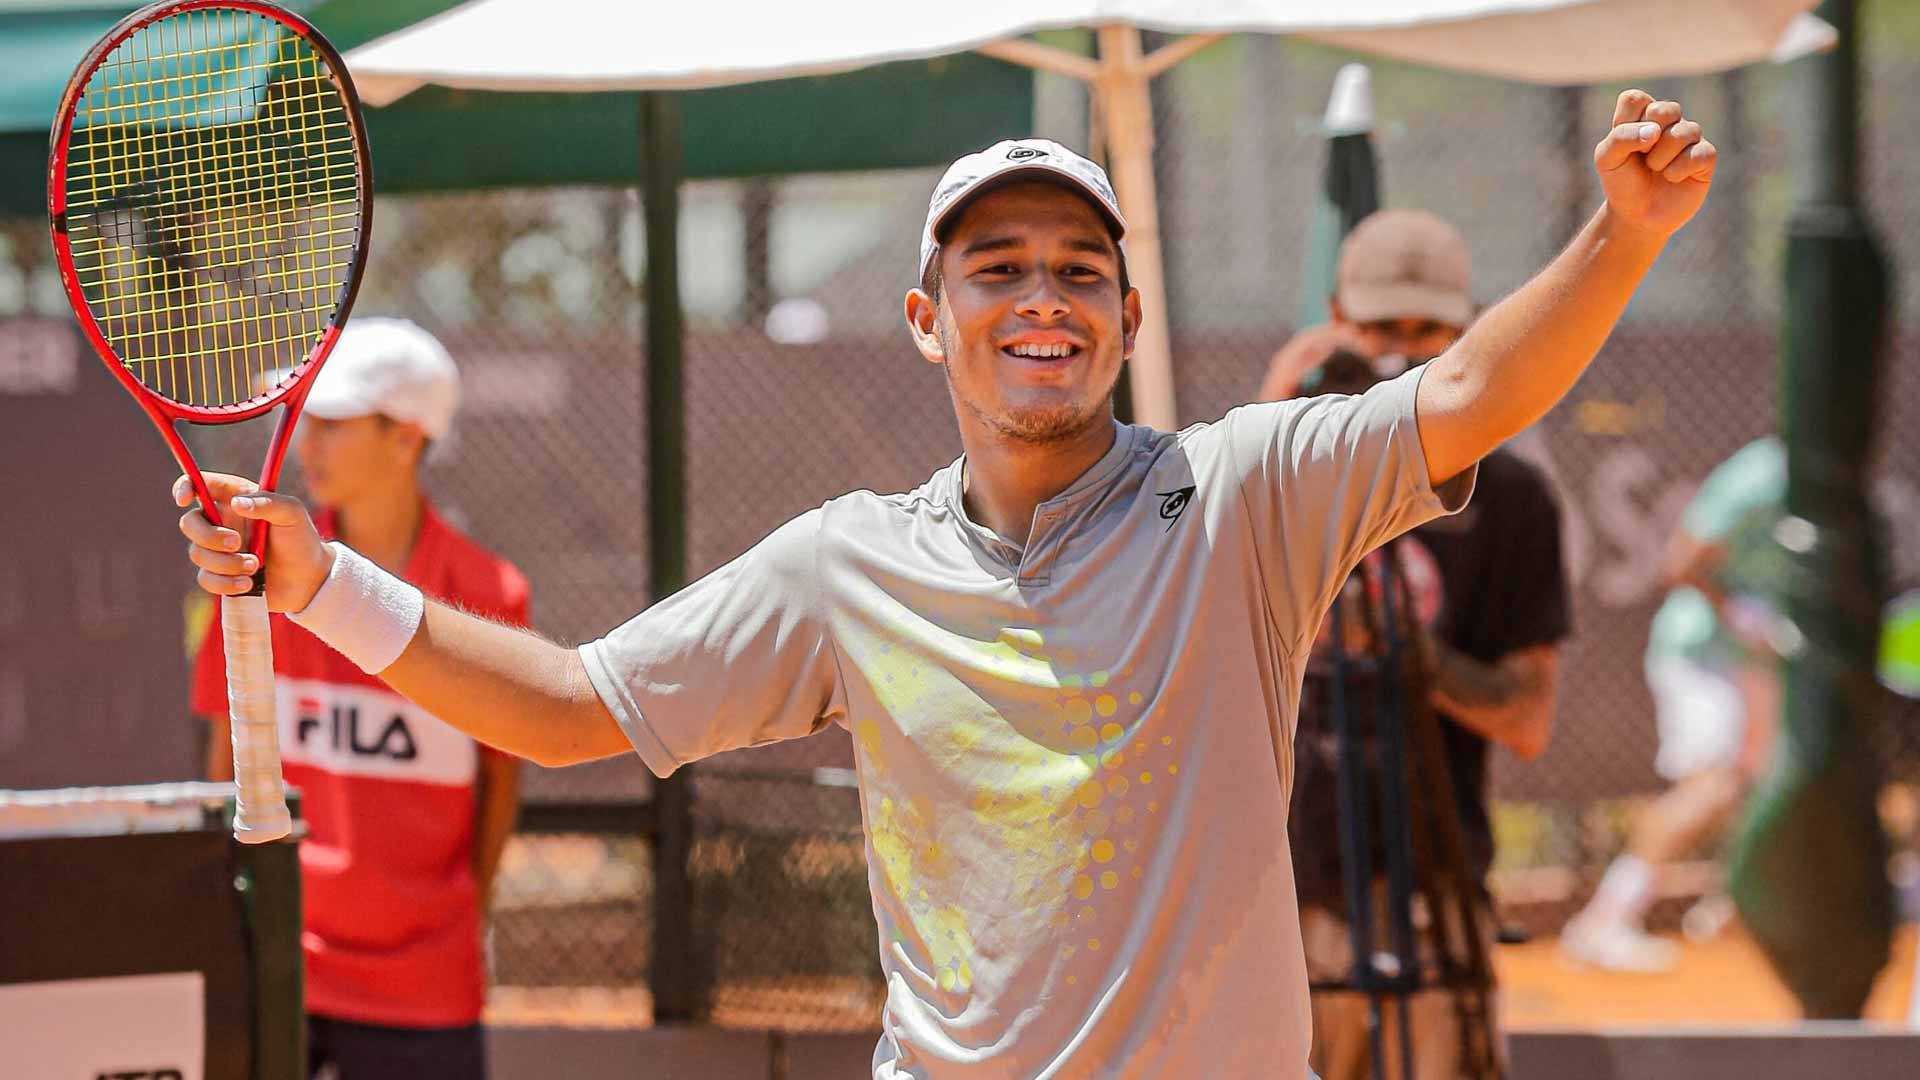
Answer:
[{"xmin": 855, "ymin": 619, "xmax": 1169, "ymax": 995}]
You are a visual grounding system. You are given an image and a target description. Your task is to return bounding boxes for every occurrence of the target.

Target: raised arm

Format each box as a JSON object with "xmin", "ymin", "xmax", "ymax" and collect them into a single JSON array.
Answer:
[
  {"xmin": 177, "ymin": 473, "xmax": 628, "ymax": 767},
  {"xmin": 1416, "ymin": 90, "xmax": 1716, "ymax": 485}
]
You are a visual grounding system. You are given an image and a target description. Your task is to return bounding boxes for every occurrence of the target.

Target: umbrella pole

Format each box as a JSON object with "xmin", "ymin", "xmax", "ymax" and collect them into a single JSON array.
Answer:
[{"xmin": 1096, "ymin": 24, "xmax": 1177, "ymax": 431}]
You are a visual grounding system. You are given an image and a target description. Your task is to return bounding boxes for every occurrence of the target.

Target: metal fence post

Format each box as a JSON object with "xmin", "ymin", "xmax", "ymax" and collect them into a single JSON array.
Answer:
[
  {"xmin": 742, "ymin": 178, "xmax": 776, "ymax": 326},
  {"xmin": 235, "ymin": 836, "xmax": 303, "ymax": 1080},
  {"xmin": 642, "ymin": 89, "xmax": 699, "ymax": 1024}
]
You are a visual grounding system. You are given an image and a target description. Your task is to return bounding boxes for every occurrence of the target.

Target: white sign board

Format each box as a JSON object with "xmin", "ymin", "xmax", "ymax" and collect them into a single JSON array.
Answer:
[{"xmin": 0, "ymin": 972, "xmax": 204, "ymax": 1080}]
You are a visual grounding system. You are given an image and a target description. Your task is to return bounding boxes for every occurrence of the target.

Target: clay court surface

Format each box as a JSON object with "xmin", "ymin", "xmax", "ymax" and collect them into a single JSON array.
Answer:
[
  {"xmin": 1497, "ymin": 923, "xmax": 1917, "ymax": 1027},
  {"xmin": 484, "ymin": 924, "xmax": 1919, "ymax": 1031}
]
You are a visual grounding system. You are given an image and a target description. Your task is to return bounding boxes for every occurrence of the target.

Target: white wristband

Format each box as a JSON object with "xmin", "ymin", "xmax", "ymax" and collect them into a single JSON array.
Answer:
[{"xmin": 288, "ymin": 542, "xmax": 424, "ymax": 674}]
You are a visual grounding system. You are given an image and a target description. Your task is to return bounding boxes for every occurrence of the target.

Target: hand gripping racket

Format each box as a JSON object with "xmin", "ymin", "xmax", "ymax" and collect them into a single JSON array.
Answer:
[{"xmin": 49, "ymin": 0, "xmax": 372, "ymax": 842}]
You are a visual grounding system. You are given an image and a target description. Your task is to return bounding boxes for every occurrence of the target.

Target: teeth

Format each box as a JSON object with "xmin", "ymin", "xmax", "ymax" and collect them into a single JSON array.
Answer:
[{"xmin": 1008, "ymin": 343, "xmax": 1076, "ymax": 358}]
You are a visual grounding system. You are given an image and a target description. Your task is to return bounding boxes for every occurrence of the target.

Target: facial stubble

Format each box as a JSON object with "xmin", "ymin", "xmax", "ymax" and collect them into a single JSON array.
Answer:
[{"xmin": 933, "ymin": 306, "xmax": 1120, "ymax": 446}]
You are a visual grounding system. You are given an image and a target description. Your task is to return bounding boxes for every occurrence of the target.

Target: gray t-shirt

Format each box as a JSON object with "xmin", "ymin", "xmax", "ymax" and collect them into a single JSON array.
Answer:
[{"xmin": 582, "ymin": 367, "xmax": 1473, "ymax": 1079}]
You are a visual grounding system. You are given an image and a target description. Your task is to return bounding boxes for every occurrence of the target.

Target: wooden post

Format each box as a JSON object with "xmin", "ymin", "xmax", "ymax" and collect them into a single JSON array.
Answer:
[
  {"xmin": 1097, "ymin": 24, "xmax": 1177, "ymax": 431},
  {"xmin": 976, "ymin": 29, "xmax": 1223, "ymax": 430}
]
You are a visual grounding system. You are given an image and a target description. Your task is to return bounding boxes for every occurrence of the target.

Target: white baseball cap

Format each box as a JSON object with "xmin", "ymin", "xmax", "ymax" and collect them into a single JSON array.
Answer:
[
  {"xmin": 919, "ymin": 139, "xmax": 1128, "ymax": 282},
  {"xmin": 304, "ymin": 317, "xmax": 460, "ymax": 440}
]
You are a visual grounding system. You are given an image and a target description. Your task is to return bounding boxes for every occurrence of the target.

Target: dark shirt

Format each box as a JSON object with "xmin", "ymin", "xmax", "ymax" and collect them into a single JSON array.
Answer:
[
  {"xmin": 1290, "ymin": 446, "xmax": 1570, "ymax": 905},
  {"xmin": 1416, "ymin": 447, "xmax": 1571, "ymax": 886}
]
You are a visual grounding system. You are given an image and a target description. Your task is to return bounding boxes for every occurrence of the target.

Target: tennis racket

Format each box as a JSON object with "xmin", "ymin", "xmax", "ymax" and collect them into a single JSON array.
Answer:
[{"xmin": 48, "ymin": 0, "xmax": 372, "ymax": 843}]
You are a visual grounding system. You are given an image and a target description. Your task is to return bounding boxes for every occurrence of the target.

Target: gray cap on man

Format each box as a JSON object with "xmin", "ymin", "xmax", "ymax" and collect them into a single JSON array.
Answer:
[
  {"xmin": 919, "ymin": 139, "xmax": 1128, "ymax": 282},
  {"xmin": 1335, "ymin": 209, "xmax": 1473, "ymax": 327}
]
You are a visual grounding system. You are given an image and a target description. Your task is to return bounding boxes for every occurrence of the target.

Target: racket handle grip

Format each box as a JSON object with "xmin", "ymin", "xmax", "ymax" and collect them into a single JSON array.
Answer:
[{"xmin": 224, "ymin": 594, "xmax": 293, "ymax": 843}]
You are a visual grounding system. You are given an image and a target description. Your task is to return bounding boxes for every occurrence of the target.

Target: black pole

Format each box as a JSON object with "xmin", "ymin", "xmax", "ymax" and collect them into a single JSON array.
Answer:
[
  {"xmin": 1728, "ymin": 0, "xmax": 1894, "ymax": 1019},
  {"xmin": 742, "ymin": 177, "xmax": 776, "ymax": 325},
  {"xmin": 641, "ymin": 90, "xmax": 699, "ymax": 1024},
  {"xmin": 643, "ymin": 100, "xmax": 688, "ymax": 598},
  {"xmin": 1327, "ymin": 593, "xmax": 1389, "ymax": 1076},
  {"xmin": 234, "ymin": 833, "xmax": 305, "ymax": 1080},
  {"xmin": 1369, "ymin": 554, "xmax": 1419, "ymax": 1080}
]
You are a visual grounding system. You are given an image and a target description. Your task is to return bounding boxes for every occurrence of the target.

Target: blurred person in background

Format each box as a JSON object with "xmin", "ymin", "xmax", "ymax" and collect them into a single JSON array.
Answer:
[
  {"xmin": 195, "ymin": 318, "xmax": 528, "ymax": 1080},
  {"xmin": 1562, "ymin": 436, "xmax": 1786, "ymax": 973},
  {"xmin": 1259, "ymin": 209, "xmax": 1572, "ymax": 1080}
]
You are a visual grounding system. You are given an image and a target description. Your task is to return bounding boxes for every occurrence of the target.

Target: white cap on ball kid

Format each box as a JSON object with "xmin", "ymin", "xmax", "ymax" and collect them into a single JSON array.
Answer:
[{"xmin": 303, "ymin": 317, "xmax": 460, "ymax": 440}]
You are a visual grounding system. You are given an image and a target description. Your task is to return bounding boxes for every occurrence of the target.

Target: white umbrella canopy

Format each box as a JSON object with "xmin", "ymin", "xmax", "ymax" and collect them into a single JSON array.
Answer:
[
  {"xmin": 348, "ymin": 0, "xmax": 1827, "ymax": 104},
  {"xmin": 346, "ymin": 0, "xmax": 1831, "ymax": 426}
]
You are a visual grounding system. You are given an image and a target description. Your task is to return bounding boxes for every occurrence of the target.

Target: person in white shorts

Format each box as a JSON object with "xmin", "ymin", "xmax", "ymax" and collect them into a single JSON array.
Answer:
[
  {"xmin": 171, "ymin": 92, "xmax": 1716, "ymax": 1077},
  {"xmin": 1563, "ymin": 436, "xmax": 1786, "ymax": 973}
]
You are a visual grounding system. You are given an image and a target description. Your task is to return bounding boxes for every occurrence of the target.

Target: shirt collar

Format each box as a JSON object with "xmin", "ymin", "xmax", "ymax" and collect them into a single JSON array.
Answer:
[{"xmin": 939, "ymin": 420, "xmax": 1141, "ymax": 547}]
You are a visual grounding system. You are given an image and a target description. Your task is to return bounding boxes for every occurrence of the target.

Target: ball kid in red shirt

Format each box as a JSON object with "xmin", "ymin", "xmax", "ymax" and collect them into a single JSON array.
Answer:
[{"xmin": 195, "ymin": 318, "xmax": 526, "ymax": 1080}]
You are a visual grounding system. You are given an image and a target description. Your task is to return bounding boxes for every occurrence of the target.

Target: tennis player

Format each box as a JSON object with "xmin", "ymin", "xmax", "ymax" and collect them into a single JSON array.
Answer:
[
  {"xmin": 194, "ymin": 319, "xmax": 528, "ymax": 1079},
  {"xmin": 176, "ymin": 91, "xmax": 1712, "ymax": 1077},
  {"xmin": 1562, "ymin": 436, "xmax": 1787, "ymax": 972}
]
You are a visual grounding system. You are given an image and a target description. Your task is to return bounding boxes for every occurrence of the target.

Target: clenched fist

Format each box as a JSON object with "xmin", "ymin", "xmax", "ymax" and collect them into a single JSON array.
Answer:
[{"xmin": 1595, "ymin": 89, "xmax": 1717, "ymax": 238}]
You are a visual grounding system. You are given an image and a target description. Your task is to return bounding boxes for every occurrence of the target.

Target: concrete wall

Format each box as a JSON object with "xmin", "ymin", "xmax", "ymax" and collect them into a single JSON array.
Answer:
[
  {"xmin": 489, "ymin": 1024, "xmax": 1920, "ymax": 1079},
  {"xmin": 487, "ymin": 1026, "xmax": 875, "ymax": 1080}
]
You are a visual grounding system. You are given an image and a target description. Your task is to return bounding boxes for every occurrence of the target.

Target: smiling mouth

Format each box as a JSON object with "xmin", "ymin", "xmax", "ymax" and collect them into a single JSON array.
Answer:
[{"xmin": 1002, "ymin": 343, "xmax": 1082, "ymax": 360}]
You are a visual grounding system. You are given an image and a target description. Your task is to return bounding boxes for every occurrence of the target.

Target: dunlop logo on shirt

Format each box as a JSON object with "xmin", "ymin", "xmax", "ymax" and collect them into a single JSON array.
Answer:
[{"xmin": 276, "ymin": 677, "xmax": 478, "ymax": 785}]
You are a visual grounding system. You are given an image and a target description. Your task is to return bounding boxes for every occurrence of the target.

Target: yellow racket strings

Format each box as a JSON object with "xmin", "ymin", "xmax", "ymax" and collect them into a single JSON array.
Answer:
[{"xmin": 63, "ymin": 7, "xmax": 361, "ymax": 409}]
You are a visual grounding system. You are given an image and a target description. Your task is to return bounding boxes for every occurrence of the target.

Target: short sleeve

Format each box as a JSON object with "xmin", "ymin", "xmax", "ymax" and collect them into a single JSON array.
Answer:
[
  {"xmin": 190, "ymin": 599, "xmax": 228, "ymax": 719},
  {"xmin": 577, "ymin": 508, "xmax": 845, "ymax": 778},
  {"xmin": 1224, "ymin": 365, "xmax": 1476, "ymax": 653}
]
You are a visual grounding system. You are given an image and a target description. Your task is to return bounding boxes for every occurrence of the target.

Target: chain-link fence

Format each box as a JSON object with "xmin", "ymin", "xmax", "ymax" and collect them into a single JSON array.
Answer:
[{"xmin": 3, "ymin": 1, "xmax": 1917, "ymax": 1034}]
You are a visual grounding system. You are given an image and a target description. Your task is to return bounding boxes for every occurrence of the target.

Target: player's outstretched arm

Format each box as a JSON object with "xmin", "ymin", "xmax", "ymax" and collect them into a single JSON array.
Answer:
[
  {"xmin": 1416, "ymin": 89, "xmax": 1716, "ymax": 485},
  {"xmin": 176, "ymin": 472, "xmax": 628, "ymax": 767}
]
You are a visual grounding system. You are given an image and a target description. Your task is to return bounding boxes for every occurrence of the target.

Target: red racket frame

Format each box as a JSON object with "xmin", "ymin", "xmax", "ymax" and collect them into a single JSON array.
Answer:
[{"xmin": 47, "ymin": 0, "xmax": 374, "ymax": 568}]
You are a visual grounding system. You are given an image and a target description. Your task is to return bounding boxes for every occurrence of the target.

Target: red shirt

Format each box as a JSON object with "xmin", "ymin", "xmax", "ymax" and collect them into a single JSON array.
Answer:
[{"xmin": 193, "ymin": 502, "xmax": 530, "ymax": 1028}]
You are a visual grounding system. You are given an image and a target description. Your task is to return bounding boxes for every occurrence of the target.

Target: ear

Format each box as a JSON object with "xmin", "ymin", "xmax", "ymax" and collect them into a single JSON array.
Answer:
[
  {"xmin": 905, "ymin": 288, "xmax": 945, "ymax": 365},
  {"xmin": 1121, "ymin": 287, "xmax": 1144, "ymax": 360},
  {"xmin": 1327, "ymin": 295, "xmax": 1347, "ymax": 325},
  {"xmin": 388, "ymin": 420, "xmax": 430, "ymax": 463}
]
